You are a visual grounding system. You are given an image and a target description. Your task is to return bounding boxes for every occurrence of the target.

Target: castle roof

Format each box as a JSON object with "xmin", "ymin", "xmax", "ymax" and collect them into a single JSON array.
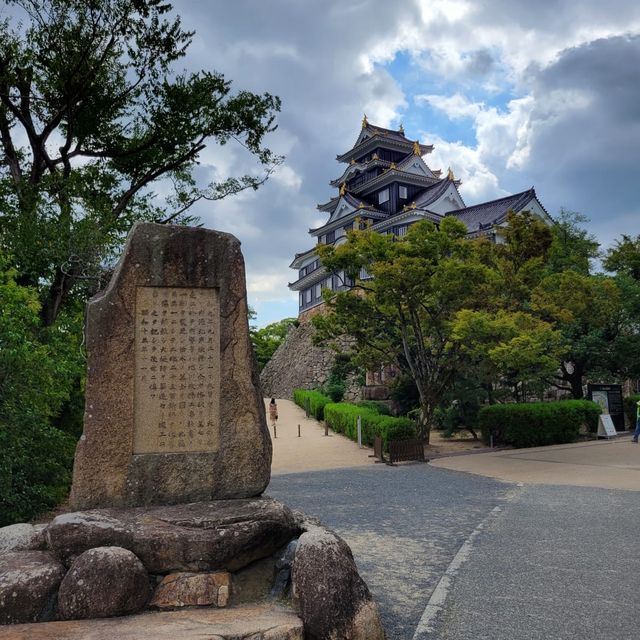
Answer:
[
  {"xmin": 447, "ymin": 188, "xmax": 548, "ymax": 229},
  {"xmin": 336, "ymin": 122, "xmax": 433, "ymax": 163}
]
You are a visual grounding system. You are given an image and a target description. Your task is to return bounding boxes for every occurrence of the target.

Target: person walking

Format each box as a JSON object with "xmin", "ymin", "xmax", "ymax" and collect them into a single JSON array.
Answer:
[
  {"xmin": 268, "ymin": 398, "xmax": 278, "ymax": 430},
  {"xmin": 633, "ymin": 400, "xmax": 640, "ymax": 443}
]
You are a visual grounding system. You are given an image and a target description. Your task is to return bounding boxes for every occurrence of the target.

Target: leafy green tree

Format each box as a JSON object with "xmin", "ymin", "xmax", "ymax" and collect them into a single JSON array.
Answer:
[
  {"xmin": 250, "ymin": 316, "xmax": 298, "ymax": 371},
  {"xmin": 0, "ymin": 252, "xmax": 83, "ymax": 524},
  {"xmin": 489, "ymin": 211, "xmax": 553, "ymax": 308},
  {"xmin": 546, "ymin": 209, "xmax": 600, "ymax": 276},
  {"xmin": 531, "ymin": 271, "xmax": 623, "ymax": 398},
  {"xmin": 314, "ymin": 217, "xmax": 495, "ymax": 443},
  {"xmin": 452, "ymin": 309, "xmax": 564, "ymax": 402},
  {"xmin": 0, "ymin": 0, "xmax": 281, "ymax": 325},
  {"xmin": 604, "ymin": 234, "xmax": 640, "ymax": 280}
]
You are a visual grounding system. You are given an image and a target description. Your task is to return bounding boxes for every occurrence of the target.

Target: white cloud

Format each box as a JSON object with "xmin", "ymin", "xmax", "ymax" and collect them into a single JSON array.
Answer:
[{"xmin": 166, "ymin": 0, "xmax": 640, "ymax": 325}]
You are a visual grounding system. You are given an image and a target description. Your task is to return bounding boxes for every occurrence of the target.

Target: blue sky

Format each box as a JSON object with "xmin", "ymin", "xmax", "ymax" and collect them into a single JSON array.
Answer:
[{"xmin": 171, "ymin": 0, "xmax": 640, "ymax": 327}]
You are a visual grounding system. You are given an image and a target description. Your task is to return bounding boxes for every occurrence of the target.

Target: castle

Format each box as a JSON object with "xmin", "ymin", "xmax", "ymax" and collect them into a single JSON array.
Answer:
[{"xmin": 289, "ymin": 117, "xmax": 552, "ymax": 321}]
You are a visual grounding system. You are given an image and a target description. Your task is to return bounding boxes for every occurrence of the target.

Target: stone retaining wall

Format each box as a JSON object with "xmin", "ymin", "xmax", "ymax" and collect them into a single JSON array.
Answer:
[{"xmin": 259, "ymin": 321, "xmax": 360, "ymax": 401}]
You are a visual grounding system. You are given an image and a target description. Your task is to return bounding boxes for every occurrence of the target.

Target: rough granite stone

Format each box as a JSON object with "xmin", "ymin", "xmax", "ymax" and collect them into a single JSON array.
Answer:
[
  {"xmin": 69, "ymin": 222, "xmax": 271, "ymax": 509},
  {"xmin": 291, "ymin": 524, "xmax": 385, "ymax": 640},
  {"xmin": 0, "ymin": 523, "xmax": 46, "ymax": 554},
  {"xmin": 0, "ymin": 551, "xmax": 65, "ymax": 624},
  {"xmin": 0, "ymin": 603, "xmax": 304, "ymax": 639},
  {"xmin": 57, "ymin": 546, "xmax": 150, "ymax": 620},
  {"xmin": 46, "ymin": 498, "xmax": 299, "ymax": 573},
  {"xmin": 259, "ymin": 321, "xmax": 361, "ymax": 401},
  {"xmin": 230, "ymin": 555, "xmax": 278, "ymax": 605},
  {"xmin": 150, "ymin": 571, "xmax": 230, "ymax": 609}
]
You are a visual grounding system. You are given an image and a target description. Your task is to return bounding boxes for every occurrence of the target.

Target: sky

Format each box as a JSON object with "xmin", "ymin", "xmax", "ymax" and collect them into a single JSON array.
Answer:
[{"xmin": 172, "ymin": 0, "xmax": 640, "ymax": 327}]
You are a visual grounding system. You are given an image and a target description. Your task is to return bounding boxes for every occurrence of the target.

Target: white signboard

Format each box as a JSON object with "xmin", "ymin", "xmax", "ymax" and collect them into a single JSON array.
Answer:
[{"xmin": 597, "ymin": 414, "xmax": 617, "ymax": 439}]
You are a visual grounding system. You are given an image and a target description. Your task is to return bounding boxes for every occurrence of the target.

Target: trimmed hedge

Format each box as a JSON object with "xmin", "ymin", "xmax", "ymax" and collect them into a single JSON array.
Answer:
[
  {"xmin": 623, "ymin": 394, "xmax": 640, "ymax": 429},
  {"xmin": 478, "ymin": 400, "xmax": 601, "ymax": 448},
  {"xmin": 355, "ymin": 400, "xmax": 392, "ymax": 415},
  {"xmin": 324, "ymin": 403, "xmax": 414, "ymax": 450},
  {"xmin": 293, "ymin": 389, "xmax": 332, "ymax": 421}
]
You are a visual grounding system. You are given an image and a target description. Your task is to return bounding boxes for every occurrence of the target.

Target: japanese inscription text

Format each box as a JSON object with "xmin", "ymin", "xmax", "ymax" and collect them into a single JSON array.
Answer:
[{"xmin": 134, "ymin": 286, "xmax": 220, "ymax": 454}]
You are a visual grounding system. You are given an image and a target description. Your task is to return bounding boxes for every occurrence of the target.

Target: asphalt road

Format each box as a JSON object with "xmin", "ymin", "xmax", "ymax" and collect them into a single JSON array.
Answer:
[{"xmin": 267, "ymin": 465, "xmax": 640, "ymax": 640}]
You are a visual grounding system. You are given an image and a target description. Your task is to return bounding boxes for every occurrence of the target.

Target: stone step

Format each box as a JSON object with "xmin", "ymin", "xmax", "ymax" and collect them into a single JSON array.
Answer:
[{"xmin": 0, "ymin": 603, "xmax": 303, "ymax": 640}]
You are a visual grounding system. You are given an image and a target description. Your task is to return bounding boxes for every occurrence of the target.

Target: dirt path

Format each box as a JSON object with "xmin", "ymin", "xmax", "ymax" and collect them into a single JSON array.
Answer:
[{"xmin": 265, "ymin": 398, "xmax": 374, "ymax": 475}]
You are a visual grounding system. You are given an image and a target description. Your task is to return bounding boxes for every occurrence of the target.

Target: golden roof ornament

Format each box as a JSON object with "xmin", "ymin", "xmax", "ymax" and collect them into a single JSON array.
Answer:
[
  {"xmin": 361, "ymin": 114, "xmax": 369, "ymax": 129},
  {"xmin": 413, "ymin": 140, "xmax": 421, "ymax": 155},
  {"xmin": 339, "ymin": 183, "xmax": 346, "ymax": 196},
  {"xmin": 447, "ymin": 166, "xmax": 455, "ymax": 181},
  {"xmin": 350, "ymin": 158, "xmax": 356, "ymax": 165},
  {"xmin": 399, "ymin": 123, "xmax": 405, "ymax": 134},
  {"xmin": 390, "ymin": 162, "xmax": 396, "ymax": 169},
  {"xmin": 411, "ymin": 201, "xmax": 417, "ymax": 209},
  {"xmin": 372, "ymin": 152, "xmax": 379, "ymax": 160},
  {"xmin": 358, "ymin": 201, "xmax": 365, "ymax": 209}
]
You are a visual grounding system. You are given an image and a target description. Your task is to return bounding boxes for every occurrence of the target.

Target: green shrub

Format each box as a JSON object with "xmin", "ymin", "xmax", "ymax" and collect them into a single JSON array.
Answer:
[
  {"xmin": 323, "ymin": 403, "xmax": 414, "ymax": 450},
  {"xmin": 325, "ymin": 381, "xmax": 346, "ymax": 403},
  {"xmin": 355, "ymin": 400, "xmax": 391, "ymax": 415},
  {"xmin": 293, "ymin": 389, "xmax": 332, "ymax": 420},
  {"xmin": 0, "ymin": 256, "xmax": 83, "ymax": 525},
  {"xmin": 478, "ymin": 400, "xmax": 601, "ymax": 448},
  {"xmin": 623, "ymin": 394, "xmax": 640, "ymax": 429}
]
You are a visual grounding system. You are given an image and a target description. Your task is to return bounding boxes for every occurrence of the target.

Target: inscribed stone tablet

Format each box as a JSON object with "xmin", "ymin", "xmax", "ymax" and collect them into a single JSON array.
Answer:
[{"xmin": 134, "ymin": 286, "xmax": 220, "ymax": 454}]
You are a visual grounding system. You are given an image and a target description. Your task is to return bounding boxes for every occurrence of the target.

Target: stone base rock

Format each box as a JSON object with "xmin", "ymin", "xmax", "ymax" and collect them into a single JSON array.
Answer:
[
  {"xmin": 57, "ymin": 547, "xmax": 151, "ymax": 620},
  {"xmin": 292, "ymin": 523, "xmax": 385, "ymax": 640},
  {"xmin": 0, "ymin": 551, "xmax": 65, "ymax": 624},
  {"xmin": 0, "ymin": 524, "xmax": 46, "ymax": 554},
  {"xmin": 150, "ymin": 571, "xmax": 230, "ymax": 609},
  {"xmin": 0, "ymin": 603, "xmax": 304, "ymax": 639},
  {"xmin": 46, "ymin": 498, "xmax": 299, "ymax": 573}
]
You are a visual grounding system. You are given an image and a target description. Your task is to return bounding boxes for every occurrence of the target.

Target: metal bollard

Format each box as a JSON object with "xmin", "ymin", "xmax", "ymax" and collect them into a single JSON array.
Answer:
[
  {"xmin": 357, "ymin": 416, "xmax": 362, "ymax": 448},
  {"xmin": 298, "ymin": 424, "xmax": 301, "ymax": 437},
  {"xmin": 273, "ymin": 423, "xmax": 277, "ymax": 439},
  {"xmin": 324, "ymin": 422, "xmax": 329, "ymax": 436}
]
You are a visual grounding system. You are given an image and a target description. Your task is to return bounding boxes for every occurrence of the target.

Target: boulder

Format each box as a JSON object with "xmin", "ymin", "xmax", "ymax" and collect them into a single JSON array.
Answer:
[
  {"xmin": 0, "ymin": 523, "xmax": 46, "ymax": 554},
  {"xmin": 291, "ymin": 525, "xmax": 385, "ymax": 640},
  {"xmin": 57, "ymin": 546, "xmax": 150, "ymax": 620},
  {"xmin": 0, "ymin": 551, "xmax": 65, "ymax": 624},
  {"xmin": 150, "ymin": 571, "xmax": 231, "ymax": 609},
  {"xmin": 46, "ymin": 498, "xmax": 299, "ymax": 573}
]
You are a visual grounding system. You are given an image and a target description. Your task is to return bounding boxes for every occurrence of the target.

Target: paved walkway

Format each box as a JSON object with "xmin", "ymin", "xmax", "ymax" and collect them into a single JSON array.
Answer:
[
  {"xmin": 430, "ymin": 436, "xmax": 640, "ymax": 491},
  {"xmin": 265, "ymin": 398, "xmax": 373, "ymax": 475},
  {"xmin": 265, "ymin": 401, "xmax": 640, "ymax": 640}
]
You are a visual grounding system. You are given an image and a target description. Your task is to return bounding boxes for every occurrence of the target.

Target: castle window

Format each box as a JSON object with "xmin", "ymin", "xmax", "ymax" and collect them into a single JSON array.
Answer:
[
  {"xmin": 299, "ymin": 293, "xmax": 303, "ymax": 307},
  {"xmin": 378, "ymin": 188, "xmax": 389, "ymax": 204},
  {"xmin": 314, "ymin": 283, "xmax": 322, "ymax": 299},
  {"xmin": 305, "ymin": 289, "xmax": 311, "ymax": 304},
  {"xmin": 399, "ymin": 185, "xmax": 408, "ymax": 199}
]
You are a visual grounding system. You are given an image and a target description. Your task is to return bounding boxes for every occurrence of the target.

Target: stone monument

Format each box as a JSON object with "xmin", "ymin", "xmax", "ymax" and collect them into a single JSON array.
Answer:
[
  {"xmin": 0, "ymin": 222, "xmax": 385, "ymax": 639},
  {"xmin": 70, "ymin": 222, "xmax": 272, "ymax": 509}
]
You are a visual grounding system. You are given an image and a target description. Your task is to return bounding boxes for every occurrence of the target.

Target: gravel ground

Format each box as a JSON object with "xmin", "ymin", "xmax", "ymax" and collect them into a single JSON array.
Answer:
[{"xmin": 267, "ymin": 464, "xmax": 512, "ymax": 639}]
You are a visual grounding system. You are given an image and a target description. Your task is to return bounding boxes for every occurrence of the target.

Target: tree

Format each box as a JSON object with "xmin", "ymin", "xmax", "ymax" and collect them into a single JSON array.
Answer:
[
  {"xmin": 0, "ymin": 0, "xmax": 282, "ymax": 325},
  {"xmin": 250, "ymin": 317, "xmax": 298, "ymax": 371},
  {"xmin": 314, "ymin": 217, "xmax": 495, "ymax": 443},
  {"xmin": 604, "ymin": 234, "xmax": 640, "ymax": 280},
  {"xmin": 0, "ymin": 251, "xmax": 82, "ymax": 524},
  {"xmin": 452, "ymin": 309, "xmax": 564, "ymax": 403},
  {"xmin": 546, "ymin": 209, "xmax": 600, "ymax": 276},
  {"xmin": 531, "ymin": 271, "xmax": 623, "ymax": 398}
]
